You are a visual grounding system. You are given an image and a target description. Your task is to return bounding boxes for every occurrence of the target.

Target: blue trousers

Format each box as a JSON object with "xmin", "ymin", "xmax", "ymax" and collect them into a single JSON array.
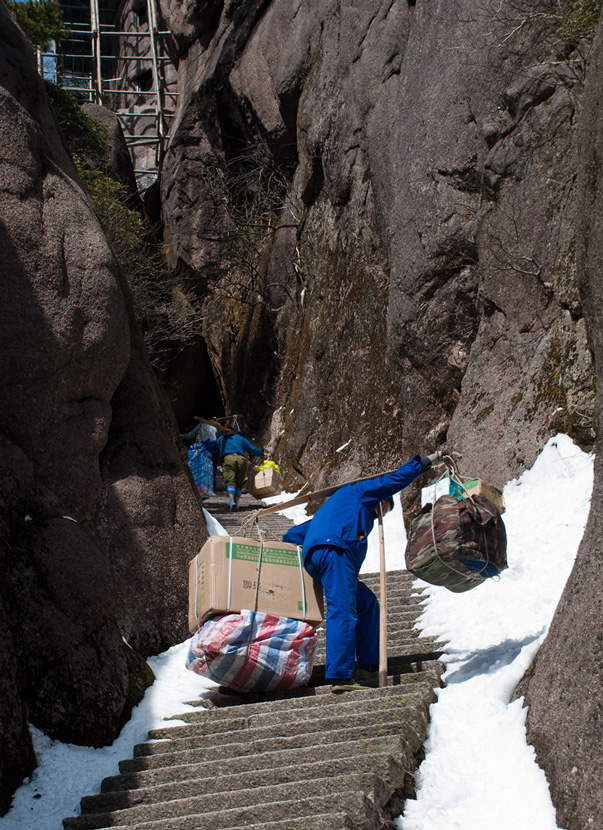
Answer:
[{"xmin": 304, "ymin": 546, "xmax": 379, "ymax": 679}]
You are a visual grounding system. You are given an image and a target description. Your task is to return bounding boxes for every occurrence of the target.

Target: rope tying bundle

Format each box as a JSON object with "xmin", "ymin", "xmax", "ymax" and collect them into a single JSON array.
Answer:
[
  {"xmin": 231, "ymin": 508, "xmax": 309, "ymax": 678},
  {"xmin": 237, "ymin": 508, "xmax": 266, "ymax": 536},
  {"xmin": 441, "ymin": 453, "xmax": 476, "ymax": 503},
  {"xmin": 234, "ymin": 514, "xmax": 266, "ymax": 671}
]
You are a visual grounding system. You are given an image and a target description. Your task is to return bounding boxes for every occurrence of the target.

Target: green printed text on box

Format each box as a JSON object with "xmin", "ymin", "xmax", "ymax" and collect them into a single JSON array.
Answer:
[{"xmin": 226, "ymin": 542, "xmax": 301, "ymax": 567}]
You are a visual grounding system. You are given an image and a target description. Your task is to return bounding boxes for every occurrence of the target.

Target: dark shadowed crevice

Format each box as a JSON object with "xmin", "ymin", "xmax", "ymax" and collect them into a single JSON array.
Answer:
[
  {"xmin": 301, "ymin": 152, "xmax": 325, "ymax": 206},
  {"xmin": 273, "ymin": 86, "xmax": 302, "ymax": 170},
  {"xmin": 162, "ymin": 336, "xmax": 224, "ymax": 430},
  {"xmin": 192, "ymin": 0, "xmax": 224, "ymax": 43},
  {"xmin": 230, "ymin": 304, "xmax": 280, "ymax": 438}
]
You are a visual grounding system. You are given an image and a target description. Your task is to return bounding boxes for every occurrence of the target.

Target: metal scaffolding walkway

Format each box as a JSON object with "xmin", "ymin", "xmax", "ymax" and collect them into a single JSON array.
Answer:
[{"xmin": 41, "ymin": 0, "xmax": 177, "ymax": 191}]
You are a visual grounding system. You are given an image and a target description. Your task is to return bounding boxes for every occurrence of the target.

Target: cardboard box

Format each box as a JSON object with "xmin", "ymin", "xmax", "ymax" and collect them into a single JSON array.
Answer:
[
  {"xmin": 421, "ymin": 476, "xmax": 505, "ymax": 514},
  {"xmin": 188, "ymin": 536, "xmax": 324, "ymax": 631},
  {"xmin": 455, "ymin": 478, "xmax": 505, "ymax": 514},
  {"xmin": 246, "ymin": 467, "xmax": 283, "ymax": 498}
]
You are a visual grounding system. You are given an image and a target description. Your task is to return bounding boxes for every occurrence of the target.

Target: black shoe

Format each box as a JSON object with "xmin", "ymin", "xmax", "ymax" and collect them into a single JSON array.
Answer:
[{"xmin": 355, "ymin": 667, "xmax": 380, "ymax": 687}]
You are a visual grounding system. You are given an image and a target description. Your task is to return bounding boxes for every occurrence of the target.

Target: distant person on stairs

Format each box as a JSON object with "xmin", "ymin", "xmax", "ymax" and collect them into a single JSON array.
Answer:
[
  {"xmin": 283, "ymin": 451, "xmax": 442, "ymax": 692},
  {"xmin": 211, "ymin": 430, "xmax": 266, "ymax": 511}
]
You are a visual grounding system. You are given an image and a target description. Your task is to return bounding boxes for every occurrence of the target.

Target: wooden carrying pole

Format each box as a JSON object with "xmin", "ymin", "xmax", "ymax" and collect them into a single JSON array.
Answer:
[
  {"xmin": 250, "ymin": 468, "xmax": 399, "ymax": 519},
  {"xmin": 194, "ymin": 416, "xmax": 238, "ymax": 434},
  {"xmin": 194, "ymin": 416, "xmax": 266, "ymax": 453},
  {"xmin": 378, "ymin": 504, "xmax": 388, "ymax": 688}
]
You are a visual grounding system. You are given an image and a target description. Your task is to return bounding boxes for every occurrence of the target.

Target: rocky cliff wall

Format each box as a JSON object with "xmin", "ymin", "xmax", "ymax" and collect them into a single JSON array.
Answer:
[
  {"xmin": 159, "ymin": 0, "xmax": 594, "ymax": 499},
  {"xmin": 517, "ymin": 12, "xmax": 603, "ymax": 830},
  {"xmin": 0, "ymin": 2, "xmax": 207, "ymax": 811},
  {"xmin": 155, "ymin": 5, "xmax": 601, "ymax": 827}
]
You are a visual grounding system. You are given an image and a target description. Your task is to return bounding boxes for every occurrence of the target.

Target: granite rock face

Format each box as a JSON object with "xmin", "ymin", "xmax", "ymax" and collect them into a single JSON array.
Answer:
[
  {"xmin": 518, "ymin": 15, "xmax": 603, "ymax": 830},
  {"xmin": 81, "ymin": 102, "xmax": 140, "ymax": 202},
  {"xmin": 156, "ymin": 5, "xmax": 601, "ymax": 828},
  {"xmin": 160, "ymin": 0, "xmax": 594, "ymax": 498},
  {"xmin": 0, "ymin": 541, "xmax": 36, "ymax": 815},
  {"xmin": 0, "ymin": 2, "xmax": 207, "ymax": 808}
]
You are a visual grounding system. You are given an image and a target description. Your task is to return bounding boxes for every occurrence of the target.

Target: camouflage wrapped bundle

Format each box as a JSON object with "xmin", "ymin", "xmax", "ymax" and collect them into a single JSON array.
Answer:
[{"xmin": 405, "ymin": 494, "xmax": 508, "ymax": 593}]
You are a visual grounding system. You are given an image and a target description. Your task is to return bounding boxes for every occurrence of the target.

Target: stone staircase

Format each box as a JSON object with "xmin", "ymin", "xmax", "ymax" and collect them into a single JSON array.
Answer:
[
  {"xmin": 62, "ymin": 486, "xmax": 445, "ymax": 830},
  {"xmin": 205, "ymin": 479, "xmax": 296, "ymax": 541}
]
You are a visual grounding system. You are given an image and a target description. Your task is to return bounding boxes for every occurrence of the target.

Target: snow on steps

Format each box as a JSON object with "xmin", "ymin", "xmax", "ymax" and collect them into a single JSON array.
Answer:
[{"xmin": 62, "ymin": 492, "xmax": 445, "ymax": 830}]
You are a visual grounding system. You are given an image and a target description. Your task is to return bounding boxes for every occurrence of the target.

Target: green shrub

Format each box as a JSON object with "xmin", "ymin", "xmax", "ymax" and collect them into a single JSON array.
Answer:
[
  {"xmin": 45, "ymin": 84, "xmax": 202, "ymax": 366},
  {"xmin": 560, "ymin": 0, "xmax": 602, "ymax": 37},
  {"xmin": 74, "ymin": 158, "xmax": 201, "ymax": 365},
  {"xmin": 6, "ymin": 0, "xmax": 67, "ymax": 50},
  {"xmin": 44, "ymin": 81, "xmax": 109, "ymax": 162}
]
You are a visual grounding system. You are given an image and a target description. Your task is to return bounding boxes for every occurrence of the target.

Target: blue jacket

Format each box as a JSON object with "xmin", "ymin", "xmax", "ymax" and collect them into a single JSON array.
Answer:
[
  {"xmin": 283, "ymin": 456, "xmax": 430, "ymax": 572},
  {"xmin": 211, "ymin": 432, "xmax": 264, "ymax": 461}
]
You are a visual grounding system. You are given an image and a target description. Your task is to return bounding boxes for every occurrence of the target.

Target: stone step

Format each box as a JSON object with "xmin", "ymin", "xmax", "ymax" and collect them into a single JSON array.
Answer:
[
  {"xmin": 137, "ymin": 698, "xmax": 429, "ymax": 761},
  {"xmin": 316, "ymin": 622, "xmax": 435, "ymax": 638},
  {"xmin": 82, "ymin": 751, "xmax": 405, "ymax": 815},
  {"xmin": 118, "ymin": 731, "xmax": 405, "ymax": 779},
  {"xmin": 359, "ymin": 584, "xmax": 424, "ymax": 599},
  {"xmin": 168, "ymin": 662, "xmax": 442, "ymax": 724},
  {"xmin": 309, "ymin": 658, "xmax": 443, "ymax": 680},
  {"xmin": 132, "ymin": 712, "xmax": 423, "ymax": 768},
  {"xmin": 363, "ymin": 581, "xmax": 417, "ymax": 588},
  {"xmin": 159, "ymin": 675, "xmax": 438, "ymax": 730},
  {"xmin": 103, "ymin": 730, "xmax": 407, "ymax": 794},
  {"xmin": 122, "ymin": 700, "xmax": 430, "ymax": 773},
  {"xmin": 177, "ymin": 664, "xmax": 442, "ymax": 716},
  {"xmin": 313, "ymin": 637, "xmax": 442, "ymax": 662},
  {"xmin": 226, "ymin": 813, "xmax": 356, "ymax": 830},
  {"xmin": 65, "ymin": 790, "xmax": 380, "ymax": 830},
  {"xmin": 314, "ymin": 632, "xmax": 432, "ymax": 655},
  {"xmin": 362, "ymin": 585, "xmax": 424, "ymax": 599},
  {"xmin": 201, "ymin": 492, "xmax": 295, "ymax": 543},
  {"xmin": 363, "ymin": 570, "xmax": 416, "ymax": 580},
  {"xmin": 211, "ymin": 524, "xmax": 296, "ymax": 542},
  {"xmin": 382, "ymin": 607, "xmax": 425, "ymax": 620},
  {"xmin": 344, "ymin": 594, "xmax": 423, "ymax": 610},
  {"xmin": 308, "ymin": 664, "xmax": 443, "ymax": 691},
  {"xmin": 64, "ymin": 772, "xmax": 386, "ymax": 829},
  {"xmin": 366, "ymin": 616, "xmax": 417, "ymax": 627},
  {"xmin": 183, "ymin": 658, "xmax": 443, "ymax": 709}
]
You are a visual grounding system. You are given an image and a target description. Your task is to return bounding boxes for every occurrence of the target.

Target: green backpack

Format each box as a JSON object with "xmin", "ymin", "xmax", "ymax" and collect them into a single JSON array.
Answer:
[{"xmin": 404, "ymin": 494, "xmax": 508, "ymax": 593}]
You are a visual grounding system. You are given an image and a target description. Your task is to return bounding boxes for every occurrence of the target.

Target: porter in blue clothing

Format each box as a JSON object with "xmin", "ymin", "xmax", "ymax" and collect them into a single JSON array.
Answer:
[
  {"xmin": 212, "ymin": 432, "xmax": 264, "ymax": 461},
  {"xmin": 283, "ymin": 454, "xmax": 438, "ymax": 685},
  {"xmin": 211, "ymin": 432, "xmax": 265, "ymax": 510}
]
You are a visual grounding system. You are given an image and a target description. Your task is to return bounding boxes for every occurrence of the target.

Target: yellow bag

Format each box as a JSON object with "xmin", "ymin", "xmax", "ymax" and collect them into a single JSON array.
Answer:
[{"xmin": 254, "ymin": 459, "xmax": 281, "ymax": 474}]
